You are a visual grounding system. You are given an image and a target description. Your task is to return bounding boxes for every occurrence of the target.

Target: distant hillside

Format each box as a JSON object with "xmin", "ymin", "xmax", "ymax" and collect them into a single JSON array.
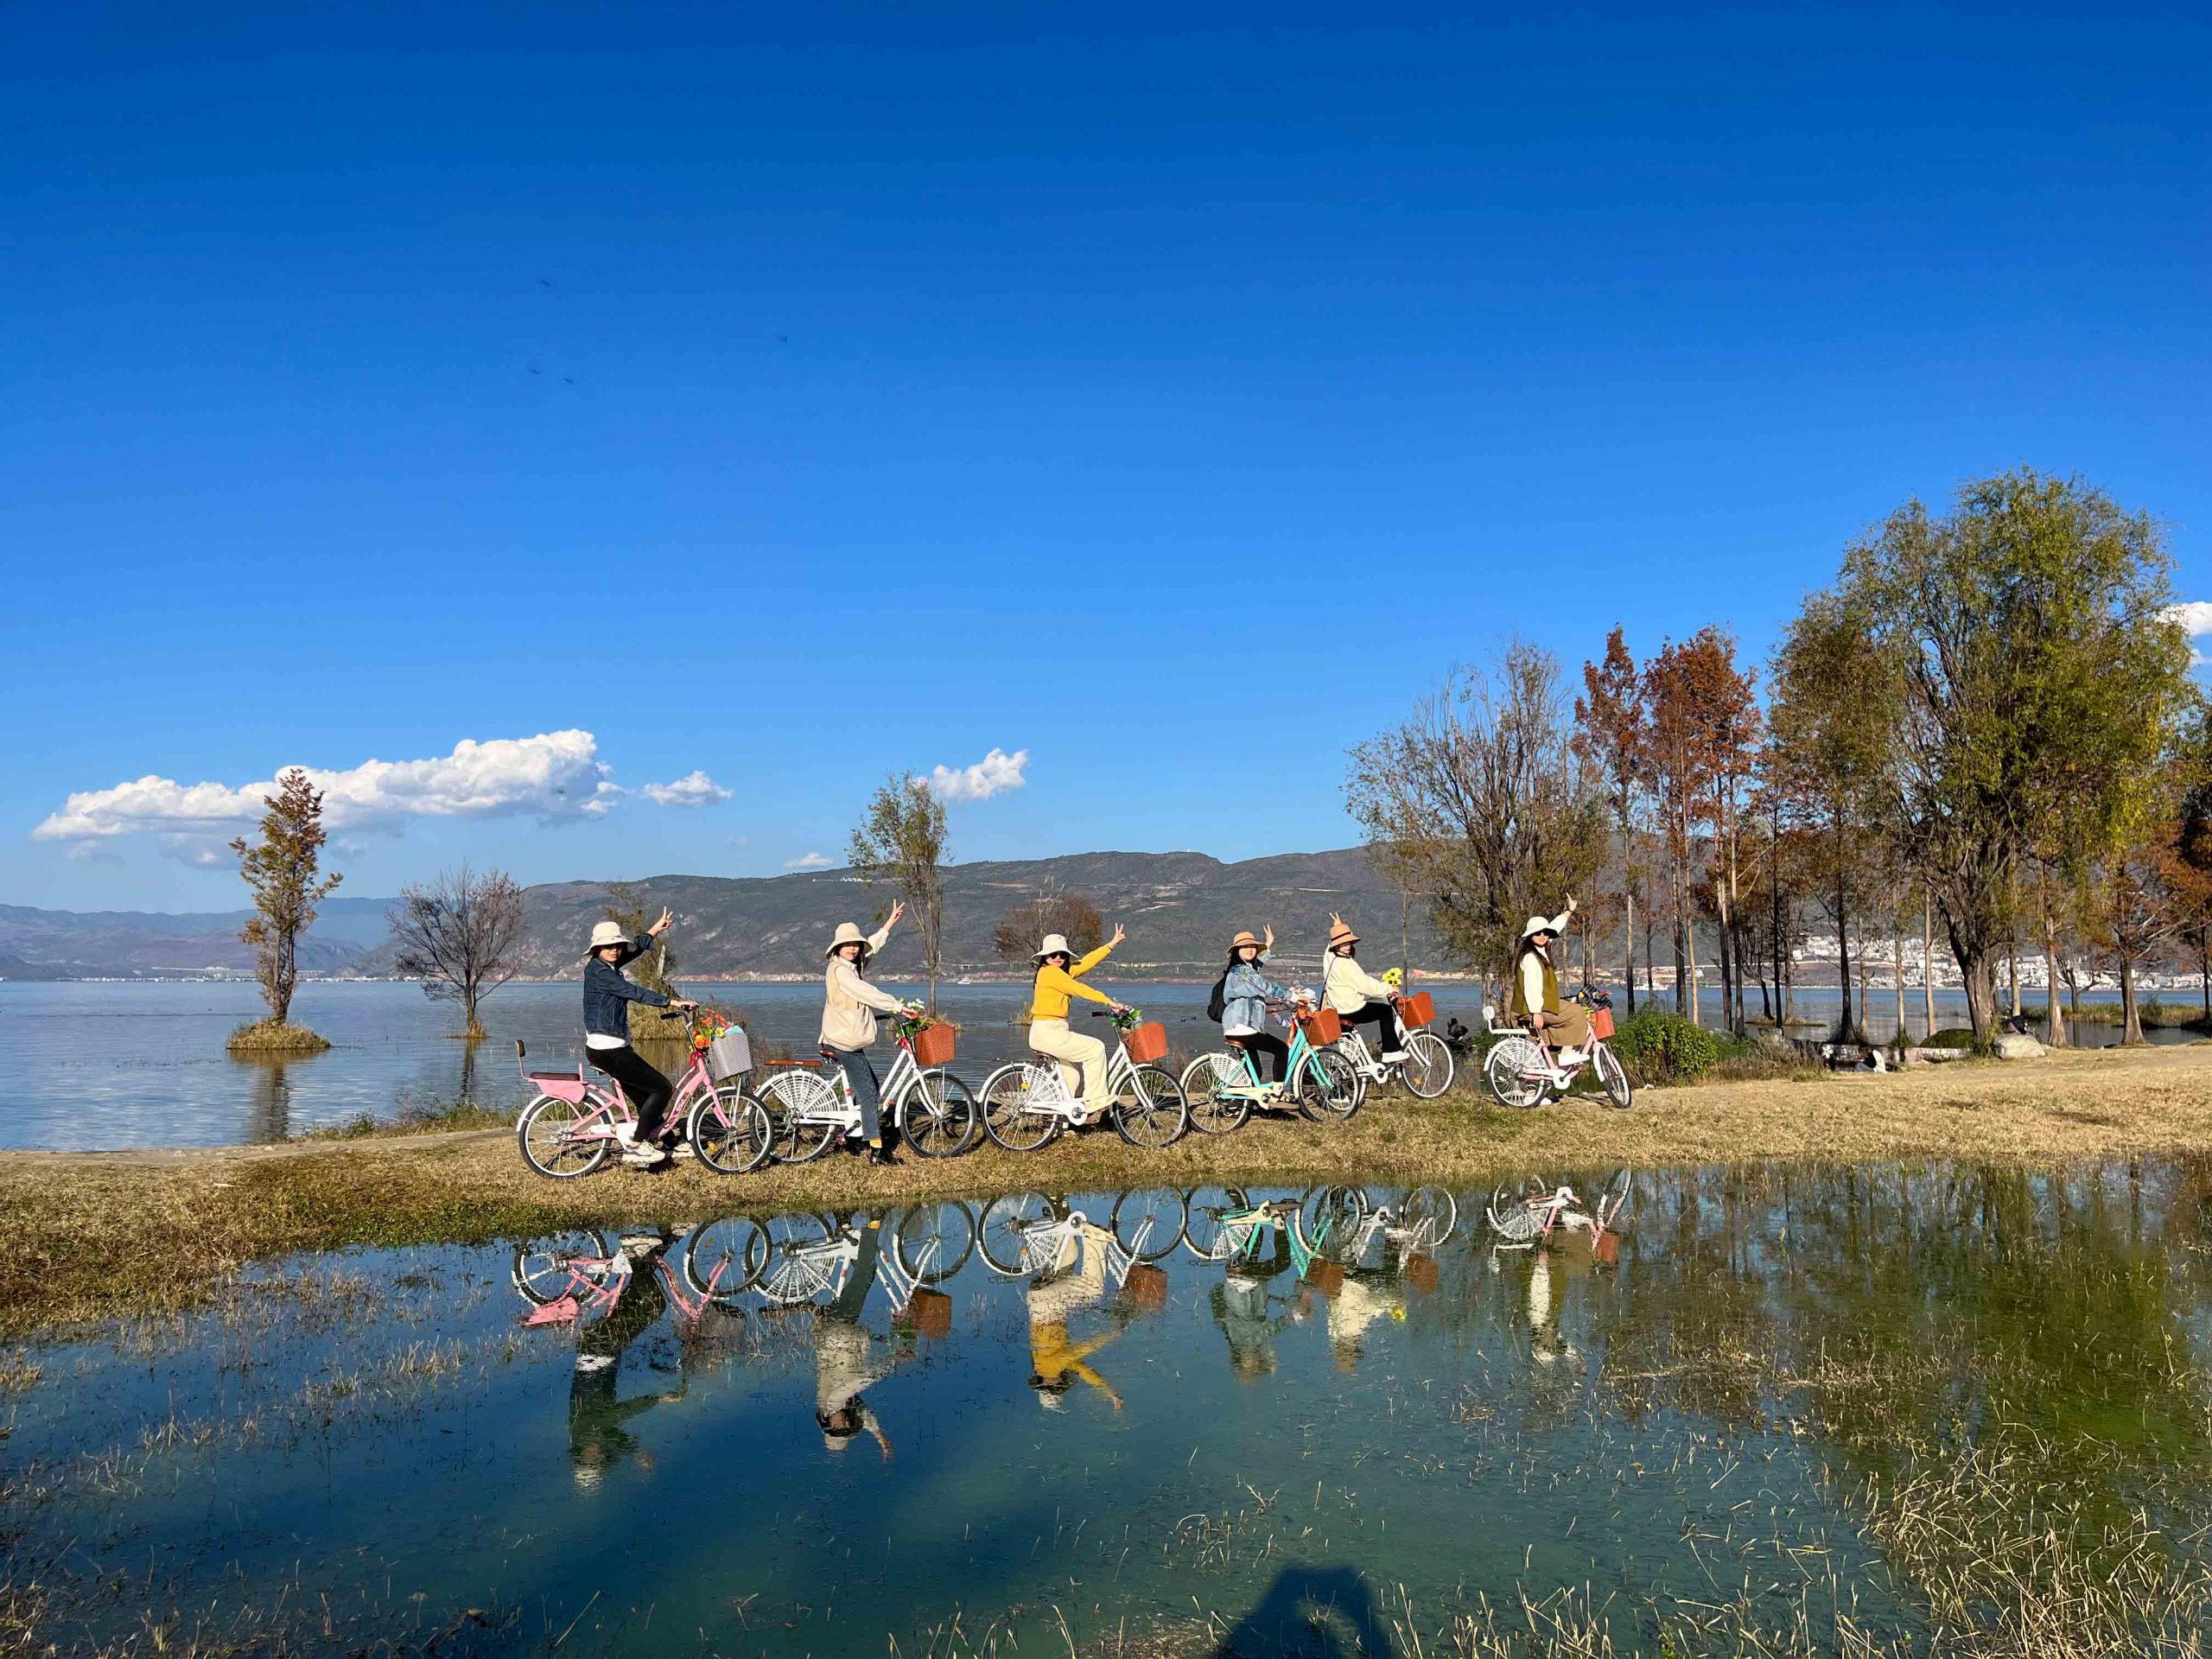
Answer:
[
  {"xmin": 0, "ymin": 897, "xmax": 395, "ymax": 978},
  {"xmin": 386, "ymin": 849, "xmax": 1443, "ymax": 980}
]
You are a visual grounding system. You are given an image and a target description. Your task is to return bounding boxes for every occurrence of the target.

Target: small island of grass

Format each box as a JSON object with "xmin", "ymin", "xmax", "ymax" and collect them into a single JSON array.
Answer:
[{"xmin": 226, "ymin": 1018, "xmax": 333, "ymax": 1053}]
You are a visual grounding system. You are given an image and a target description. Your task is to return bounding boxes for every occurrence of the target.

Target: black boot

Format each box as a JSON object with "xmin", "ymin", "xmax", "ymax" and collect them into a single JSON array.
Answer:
[{"xmin": 868, "ymin": 1144, "xmax": 903, "ymax": 1167}]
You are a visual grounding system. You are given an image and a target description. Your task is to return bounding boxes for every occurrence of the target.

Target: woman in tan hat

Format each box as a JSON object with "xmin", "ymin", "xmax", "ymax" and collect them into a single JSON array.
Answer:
[
  {"xmin": 1510, "ymin": 899, "xmax": 1585, "ymax": 1059},
  {"xmin": 1322, "ymin": 914, "xmax": 1402, "ymax": 1062},
  {"xmin": 1027, "ymin": 925, "xmax": 1128, "ymax": 1122},
  {"xmin": 583, "ymin": 908, "xmax": 697, "ymax": 1168},
  {"xmin": 1217, "ymin": 928, "xmax": 1294, "ymax": 1084},
  {"xmin": 820, "ymin": 900, "xmax": 908, "ymax": 1166}
]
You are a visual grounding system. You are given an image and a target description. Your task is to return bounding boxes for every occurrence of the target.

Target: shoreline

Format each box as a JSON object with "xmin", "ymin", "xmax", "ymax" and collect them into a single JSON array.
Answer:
[{"xmin": 8, "ymin": 1043, "xmax": 2212, "ymax": 1344}]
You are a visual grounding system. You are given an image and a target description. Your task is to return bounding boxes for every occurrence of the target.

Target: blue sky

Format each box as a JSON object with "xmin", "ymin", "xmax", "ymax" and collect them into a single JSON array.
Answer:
[{"xmin": 6, "ymin": 2, "xmax": 2207, "ymax": 910}]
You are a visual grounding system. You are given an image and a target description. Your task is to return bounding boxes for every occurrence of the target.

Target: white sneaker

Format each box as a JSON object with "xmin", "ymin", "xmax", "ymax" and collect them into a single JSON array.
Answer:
[
  {"xmin": 612, "ymin": 1121, "xmax": 639, "ymax": 1147},
  {"xmin": 1557, "ymin": 1047, "xmax": 1585, "ymax": 1066},
  {"xmin": 1381, "ymin": 1050, "xmax": 1407, "ymax": 1063},
  {"xmin": 622, "ymin": 1144, "xmax": 671, "ymax": 1169},
  {"xmin": 671, "ymin": 1142, "xmax": 696, "ymax": 1161}
]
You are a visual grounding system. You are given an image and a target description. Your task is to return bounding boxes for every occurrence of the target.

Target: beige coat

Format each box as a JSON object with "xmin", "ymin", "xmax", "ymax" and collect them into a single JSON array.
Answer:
[
  {"xmin": 1324, "ymin": 953, "xmax": 1394, "ymax": 1015},
  {"xmin": 819, "ymin": 924, "xmax": 902, "ymax": 1049}
]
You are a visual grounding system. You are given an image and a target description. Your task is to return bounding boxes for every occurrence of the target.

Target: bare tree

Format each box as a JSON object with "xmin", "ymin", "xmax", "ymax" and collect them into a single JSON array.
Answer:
[
  {"xmin": 227, "ymin": 767, "xmax": 340, "ymax": 1046},
  {"xmin": 995, "ymin": 886, "xmax": 1103, "ymax": 962},
  {"xmin": 1346, "ymin": 641, "xmax": 1608, "ymax": 991},
  {"xmin": 850, "ymin": 774, "xmax": 949, "ymax": 1009},
  {"xmin": 389, "ymin": 863, "xmax": 526, "ymax": 1039}
]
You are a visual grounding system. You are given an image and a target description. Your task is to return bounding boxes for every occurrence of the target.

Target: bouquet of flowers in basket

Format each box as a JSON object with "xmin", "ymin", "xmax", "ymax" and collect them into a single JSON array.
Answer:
[
  {"xmin": 893, "ymin": 1003, "xmax": 962, "ymax": 1040},
  {"xmin": 690, "ymin": 1007, "xmax": 734, "ymax": 1051},
  {"xmin": 1109, "ymin": 1006, "xmax": 1146, "ymax": 1031},
  {"xmin": 1382, "ymin": 967, "xmax": 1404, "ymax": 989}
]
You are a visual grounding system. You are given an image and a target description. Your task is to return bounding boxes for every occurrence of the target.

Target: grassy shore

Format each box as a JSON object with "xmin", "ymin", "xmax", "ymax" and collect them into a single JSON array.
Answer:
[{"xmin": 8, "ymin": 1043, "xmax": 2212, "ymax": 1344}]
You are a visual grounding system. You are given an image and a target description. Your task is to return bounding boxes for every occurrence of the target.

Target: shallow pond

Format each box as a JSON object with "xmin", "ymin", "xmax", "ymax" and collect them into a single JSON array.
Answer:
[
  {"xmin": 1, "ymin": 979, "xmax": 2187, "ymax": 1150},
  {"xmin": 9, "ymin": 1161, "xmax": 2212, "ymax": 1655}
]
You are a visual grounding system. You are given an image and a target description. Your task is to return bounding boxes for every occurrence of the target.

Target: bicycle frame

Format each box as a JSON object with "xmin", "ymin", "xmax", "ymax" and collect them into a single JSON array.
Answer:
[
  {"xmin": 1211, "ymin": 1014, "xmax": 1325, "ymax": 1101},
  {"xmin": 515, "ymin": 1029, "xmax": 724, "ymax": 1141},
  {"xmin": 1014, "ymin": 1038, "xmax": 1154, "ymax": 1121},
  {"xmin": 988, "ymin": 1209, "xmax": 1148, "ymax": 1287},
  {"xmin": 519, "ymin": 1239, "xmax": 723, "ymax": 1333},
  {"xmin": 760, "ymin": 1217, "xmax": 936, "ymax": 1308},
  {"xmin": 774, "ymin": 1033, "xmax": 929, "ymax": 1137}
]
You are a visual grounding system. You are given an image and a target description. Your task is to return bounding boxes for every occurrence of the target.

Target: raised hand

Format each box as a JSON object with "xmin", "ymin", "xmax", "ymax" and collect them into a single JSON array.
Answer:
[
  {"xmin": 888, "ymin": 899, "xmax": 906, "ymax": 926},
  {"xmin": 1262, "ymin": 925, "xmax": 1276, "ymax": 952},
  {"xmin": 651, "ymin": 906, "xmax": 676, "ymax": 935},
  {"xmin": 1107, "ymin": 924, "xmax": 1127, "ymax": 950}
]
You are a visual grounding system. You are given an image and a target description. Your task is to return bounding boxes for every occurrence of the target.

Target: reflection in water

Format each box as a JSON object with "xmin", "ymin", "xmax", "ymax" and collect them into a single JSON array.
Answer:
[{"xmin": 13, "ymin": 1163, "xmax": 2212, "ymax": 1656}]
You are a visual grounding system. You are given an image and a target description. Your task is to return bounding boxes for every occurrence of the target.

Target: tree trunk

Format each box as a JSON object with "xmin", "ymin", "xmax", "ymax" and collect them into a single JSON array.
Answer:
[
  {"xmin": 1893, "ymin": 921, "xmax": 1905, "ymax": 1044},
  {"xmin": 1921, "ymin": 892, "xmax": 1937, "ymax": 1039},
  {"xmin": 2120, "ymin": 956, "xmax": 2144, "ymax": 1045},
  {"xmin": 1624, "ymin": 890, "xmax": 1637, "ymax": 1014},
  {"xmin": 2008, "ymin": 929, "xmax": 2022, "ymax": 1019},
  {"xmin": 1857, "ymin": 935, "xmax": 1870, "ymax": 1039},
  {"xmin": 1960, "ymin": 950, "xmax": 1995, "ymax": 1045},
  {"xmin": 1835, "ymin": 866, "xmax": 1853, "ymax": 1039},
  {"xmin": 2039, "ymin": 880, "xmax": 2066, "ymax": 1049}
]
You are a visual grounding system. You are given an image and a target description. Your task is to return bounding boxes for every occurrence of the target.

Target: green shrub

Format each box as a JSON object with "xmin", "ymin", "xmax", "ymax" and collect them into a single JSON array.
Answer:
[
  {"xmin": 1611, "ymin": 1010, "xmax": 1721, "ymax": 1084},
  {"xmin": 1923, "ymin": 1027, "xmax": 1976, "ymax": 1050}
]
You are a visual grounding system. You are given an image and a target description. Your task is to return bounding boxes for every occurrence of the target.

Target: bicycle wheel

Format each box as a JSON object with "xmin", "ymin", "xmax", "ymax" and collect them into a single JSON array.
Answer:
[
  {"xmin": 1400, "ymin": 1032, "xmax": 1453, "ymax": 1099},
  {"xmin": 683, "ymin": 1217, "xmax": 768, "ymax": 1302},
  {"xmin": 513, "ymin": 1230, "xmax": 613, "ymax": 1304},
  {"xmin": 1180, "ymin": 1053, "xmax": 1252, "ymax": 1135},
  {"xmin": 1595, "ymin": 1167, "xmax": 1636, "ymax": 1231},
  {"xmin": 1110, "ymin": 1188, "xmax": 1187, "ymax": 1261},
  {"xmin": 689, "ymin": 1085, "xmax": 775, "ymax": 1174},
  {"xmin": 899, "ymin": 1070, "xmax": 980, "ymax": 1159},
  {"xmin": 517, "ymin": 1095, "xmax": 613, "ymax": 1179},
  {"xmin": 1485, "ymin": 1038, "xmax": 1551, "ymax": 1109},
  {"xmin": 981, "ymin": 1065, "xmax": 1062, "ymax": 1153},
  {"xmin": 1295, "ymin": 1185, "xmax": 1372, "ymax": 1260},
  {"xmin": 1181, "ymin": 1186, "xmax": 1250, "ymax": 1262},
  {"xmin": 760, "ymin": 1071, "xmax": 842, "ymax": 1164},
  {"xmin": 1401, "ymin": 1185, "xmax": 1459, "ymax": 1250},
  {"xmin": 893, "ymin": 1200, "xmax": 976, "ymax": 1282},
  {"xmin": 1296, "ymin": 1048, "xmax": 1364, "ymax": 1122},
  {"xmin": 1592, "ymin": 1044, "xmax": 1634, "ymax": 1110},
  {"xmin": 979, "ymin": 1192, "xmax": 1052, "ymax": 1274},
  {"xmin": 1111, "ymin": 1064, "xmax": 1188, "ymax": 1149},
  {"xmin": 758, "ymin": 1211, "xmax": 837, "ymax": 1305}
]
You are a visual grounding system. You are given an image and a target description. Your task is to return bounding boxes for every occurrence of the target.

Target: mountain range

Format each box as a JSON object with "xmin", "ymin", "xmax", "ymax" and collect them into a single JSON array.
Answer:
[{"xmin": 0, "ymin": 849, "xmax": 1439, "ymax": 980}]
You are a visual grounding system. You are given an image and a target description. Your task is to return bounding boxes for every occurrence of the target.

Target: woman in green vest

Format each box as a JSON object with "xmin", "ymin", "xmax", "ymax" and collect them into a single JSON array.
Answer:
[{"xmin": 1509, "ymin": 899, "xmax": 1586, "ymax": 1060}]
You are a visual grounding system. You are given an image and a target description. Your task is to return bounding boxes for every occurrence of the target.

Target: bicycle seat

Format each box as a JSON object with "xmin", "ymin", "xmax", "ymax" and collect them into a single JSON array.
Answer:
[
  {"xmin": 1223, "ymin": 1036, "xmax": 1248, "ymax": 1049},
  {"xmin": 529, "ymin": 1071, "xmax": 590, "ymax": 1103},
  {"xmin": 765, "ymin": 1057, "xmax": 823, "ymax": 1068}
]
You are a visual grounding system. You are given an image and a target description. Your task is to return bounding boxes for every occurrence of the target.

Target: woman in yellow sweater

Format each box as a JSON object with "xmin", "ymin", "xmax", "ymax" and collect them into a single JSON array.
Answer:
[{"xmin": 1027, "ymin": 924, "xmax": 1128, "ymax": 1122}]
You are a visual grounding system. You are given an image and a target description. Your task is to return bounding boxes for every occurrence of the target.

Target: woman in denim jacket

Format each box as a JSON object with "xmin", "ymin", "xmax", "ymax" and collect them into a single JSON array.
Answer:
[{"xmin": 1219, "ymin": 928, "xmax": 1294, "ymax": 1085}]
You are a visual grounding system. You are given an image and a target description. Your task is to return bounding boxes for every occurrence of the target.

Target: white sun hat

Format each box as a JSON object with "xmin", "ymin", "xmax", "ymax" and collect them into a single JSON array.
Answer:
[
  {"xmin": 585, "ymin": 920, "xmax": 630, "ymax": 957},
  {"xmin": 1034, "ymin": 932, "xmax": 1076, "ymax": 962}
]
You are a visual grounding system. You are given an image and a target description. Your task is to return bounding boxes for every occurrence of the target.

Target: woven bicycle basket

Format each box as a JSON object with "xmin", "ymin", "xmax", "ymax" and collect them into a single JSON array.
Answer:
[{"xmin": 706, "ymin": 1027, "xmax": 754, "ymax": 1078}]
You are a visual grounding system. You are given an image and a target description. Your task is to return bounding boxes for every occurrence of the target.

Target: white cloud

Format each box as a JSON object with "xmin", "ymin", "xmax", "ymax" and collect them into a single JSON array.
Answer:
[
  {"xmin": 2171, "ymin": 602, "xmax": 2212, "ymax": 667},
  {"xmin": 160, "ymin": 837, "xmax": 229, "ymax": 868},
  {"xmin": 63, "ymin": 842, "xmax": 121, "ymax": 864},
  {"xmin": 927, "ymin": 747, "xmax": 1029, "ymax": 803},
  {"xmin": 35, "ymin": 731, "xmax": 620, "ymax": 844},
  {"xmin": 785, "ymin": 851, "xmax": 834, "ymax": 871},
  {"xmin": 641, "ymin": 770, "xmax": 732, "ymax": 808}
]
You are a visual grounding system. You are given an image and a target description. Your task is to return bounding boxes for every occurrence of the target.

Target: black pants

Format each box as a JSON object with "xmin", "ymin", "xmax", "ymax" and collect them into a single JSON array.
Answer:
[
  {"xmin": 593, "ymin": 1044, "xmax": 675, "ymax": 1143},
  {"xmin": 1236, "ymin": 1031, "xmax": 1291, "ymax": 1084},
  {"xmin": 1344, "ymin": 1003, "xmax": 1396, "ymax": 1056}
]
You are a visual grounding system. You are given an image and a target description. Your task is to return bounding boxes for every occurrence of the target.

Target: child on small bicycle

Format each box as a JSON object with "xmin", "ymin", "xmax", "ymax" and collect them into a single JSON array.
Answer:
[
  {"xmin": 1218, "ymin": 928, "xmax": 1294, "ymax": 1084},
  {"xmin": 1027, "ymin": 926, "xmax": 1128, "ymax": 1125},
  {"xmin": 1510, "ymin": 899, "xmax": 1586, "ymax": 1064},
  {"xmin": 820, "ymin": 902, "xmax": 908, "ymax": 1167},
  {"xmin": 583, "ymin": 910, "xmax": 697, "ymax": 1169},
  {"xmin": 1323, "ymin": 915, "xmax": 1402, "ymax": 1063}
]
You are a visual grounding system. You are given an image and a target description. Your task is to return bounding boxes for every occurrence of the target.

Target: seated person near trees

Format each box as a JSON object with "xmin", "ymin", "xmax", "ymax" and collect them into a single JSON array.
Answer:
[{"xmin": 1509, "ymin": 899, "xmax": 1586, "ymax": 1062}]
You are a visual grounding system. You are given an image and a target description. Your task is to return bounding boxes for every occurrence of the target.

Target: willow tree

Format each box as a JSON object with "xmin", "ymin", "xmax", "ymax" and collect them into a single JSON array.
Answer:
[
  {"xmin": 1346, "ymin": 641, "xmax": 1608, "ymax": 991},
  {"xmin": 1822, "ymin": 469, "xmax": 2190, "ymax": 1047}
]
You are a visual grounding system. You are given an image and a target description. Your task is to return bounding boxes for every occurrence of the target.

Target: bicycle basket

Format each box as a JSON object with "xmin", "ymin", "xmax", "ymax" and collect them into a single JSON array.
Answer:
[
  {"xmin": 910, "ymin": 1024, "xmax": 957, "ymax": 1066},
  {"xmin": 706, "ymin": 1027, "xmax": 754, "ymax": 1078},
  {"xmin": 1297, "ymin": 1007, "xmax": 1343, "ymax": 1046},
  {"xmin": 1392, "ymin": 991, "xmax": 1435, "ymax": 1029},
  {"xmin": 1121, "ymin": 1020, "xmax": 1168, "ymax": 1064},
  {"xmin": 1588, "ymin": 1005, "xmax": 1615, "ymax": 1040}
]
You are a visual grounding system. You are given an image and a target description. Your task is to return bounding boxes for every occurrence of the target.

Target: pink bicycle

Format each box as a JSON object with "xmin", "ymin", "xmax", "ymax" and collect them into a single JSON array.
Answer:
[
  {"xmin": 1484, "ymin": 1168, "xmax": 1635, "ymax": 1252},
  {"xmin": 513, "ymin": 1224, "xmax": 759, "ymax": 1326},
  {"xmin": 516, "ymin": 1006, "xmax": 773, "ymax": 1179}
]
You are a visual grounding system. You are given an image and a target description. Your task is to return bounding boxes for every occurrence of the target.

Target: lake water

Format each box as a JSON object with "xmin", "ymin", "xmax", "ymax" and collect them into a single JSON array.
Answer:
[
  {"xmin": 8, "ymin": 1162, "xmax": 2210, "ymax": 1655},
  {"xmin": 0, "ymin": 978, "xmax": 2188, "ymax": 1151}
]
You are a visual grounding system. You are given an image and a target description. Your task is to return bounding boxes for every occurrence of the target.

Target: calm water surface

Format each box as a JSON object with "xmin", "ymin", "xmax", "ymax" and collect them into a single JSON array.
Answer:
[
  {"xmin": 0, "ymin": 979, "xmax": 2187, "ymax": 1150},
  {"xmin": 8, "ymin": 1163, "xmax": 2212, "ymax": 1655}
]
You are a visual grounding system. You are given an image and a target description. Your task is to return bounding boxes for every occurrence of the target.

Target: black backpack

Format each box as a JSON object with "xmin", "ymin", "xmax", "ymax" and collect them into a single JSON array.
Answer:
[{"xmin": 1205, "ymin": 969, "xmax": 1230, "ymax": 1023}]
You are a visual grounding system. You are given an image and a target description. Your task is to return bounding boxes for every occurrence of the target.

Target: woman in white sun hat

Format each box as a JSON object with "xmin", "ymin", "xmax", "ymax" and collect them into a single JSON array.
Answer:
[
  {"xmin": 1027, "ymin": 925, "xmax": 1128, "ymax": 1122},
  {"xmin": 1509, "ymin": 897, "xmax": 1586, "ymax": 1061},
  {"xmin": 820, "ymin": 901, "xmax": 908, "ymax": 1166},
  {"xmin": 582, "ymin": 908, "xmax": 696, "ymax": 1168}
]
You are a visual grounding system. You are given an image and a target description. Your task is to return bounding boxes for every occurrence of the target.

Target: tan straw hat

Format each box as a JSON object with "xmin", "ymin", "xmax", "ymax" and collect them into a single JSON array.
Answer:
[
  {"xmin": 1034, "ymin": 932, "xmax": 1075, "ymax": 962},
  {"xmin": 1326, "ymin": 916, "xmax": 1360, "ymax": 950},
  {"xmin": 585, "ymin": 920, "xmax": 630, "ymax": 957},
  {"xmin": 825, "ymin": 921, "xmax": 871, "ymax": 959},
  {"xmin": 1227, "ymin": 930, "xmax": 1262, "ymax": 957}
]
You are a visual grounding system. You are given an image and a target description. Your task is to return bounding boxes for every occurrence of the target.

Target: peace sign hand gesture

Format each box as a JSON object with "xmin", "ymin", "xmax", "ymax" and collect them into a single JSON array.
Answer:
[
  {"xmin": 650, "ymin": 907, "xmax": 676, "ymax": 937},
  {"xmin": 1107, "ymin": 924, "xmax": 1127, "ymax": 950}
]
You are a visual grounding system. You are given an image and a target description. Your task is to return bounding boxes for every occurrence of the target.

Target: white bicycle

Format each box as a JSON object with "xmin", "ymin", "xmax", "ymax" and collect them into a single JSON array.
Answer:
[
  {"xmin": 755, "ymin": 1211, "xmax": 945, "ymax": 1308},
  {"xmin": 756, "ymin": 1008, "xmax": 982, "ymax": 1160},
  {"xmin": 976, "ymin": 1196, "xmax": 1153, "ymax": 1284},
  {"xmin": 1333, "ymin": 995, "xmax": 1454, "ymax": 1099},
  {"xmin": 1481, "ymin": 989, "xmax": 1633, "ymax": 1110},
  {"xmin": 977, "ymin": 1011, "xmax": 1188, "ymax": 1151}
]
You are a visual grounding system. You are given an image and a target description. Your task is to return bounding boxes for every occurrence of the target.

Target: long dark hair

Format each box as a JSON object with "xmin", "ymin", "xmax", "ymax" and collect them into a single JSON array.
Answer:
[{"xmin": 1512, "ymin": 931, "xmax": 1550, "ymax": 978}]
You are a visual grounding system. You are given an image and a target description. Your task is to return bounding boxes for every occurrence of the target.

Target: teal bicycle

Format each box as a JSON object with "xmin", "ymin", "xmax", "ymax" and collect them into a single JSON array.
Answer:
[{"xmin": 1179, "ymin": 1002, "xmax": 1365, "ymax": 1134}]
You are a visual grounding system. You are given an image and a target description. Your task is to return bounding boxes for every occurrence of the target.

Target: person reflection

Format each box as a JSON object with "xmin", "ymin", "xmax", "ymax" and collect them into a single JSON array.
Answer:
[
  {"xmin": 814, "ymin": 1216, "xmax": 908, "ymax": 1458},
  {"xmin": 569, "ymin": 1232, "xmax": 677, "ymax": 1490},
  {"xmin": 1325, "ymin": 1272, "xmax": 1405, "ymax": 1374},
  {"xmin": 1526, "ymin": 1251, "xmax": 1583, "ymax": 1370},
  {"xmin": 1209, "ymin": 1228, "xmax": 1304, "ymax": 1382},
  {"xmin": 1027, "ymin": 1221, "xmax": 1125, "ymax": 1410}
]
